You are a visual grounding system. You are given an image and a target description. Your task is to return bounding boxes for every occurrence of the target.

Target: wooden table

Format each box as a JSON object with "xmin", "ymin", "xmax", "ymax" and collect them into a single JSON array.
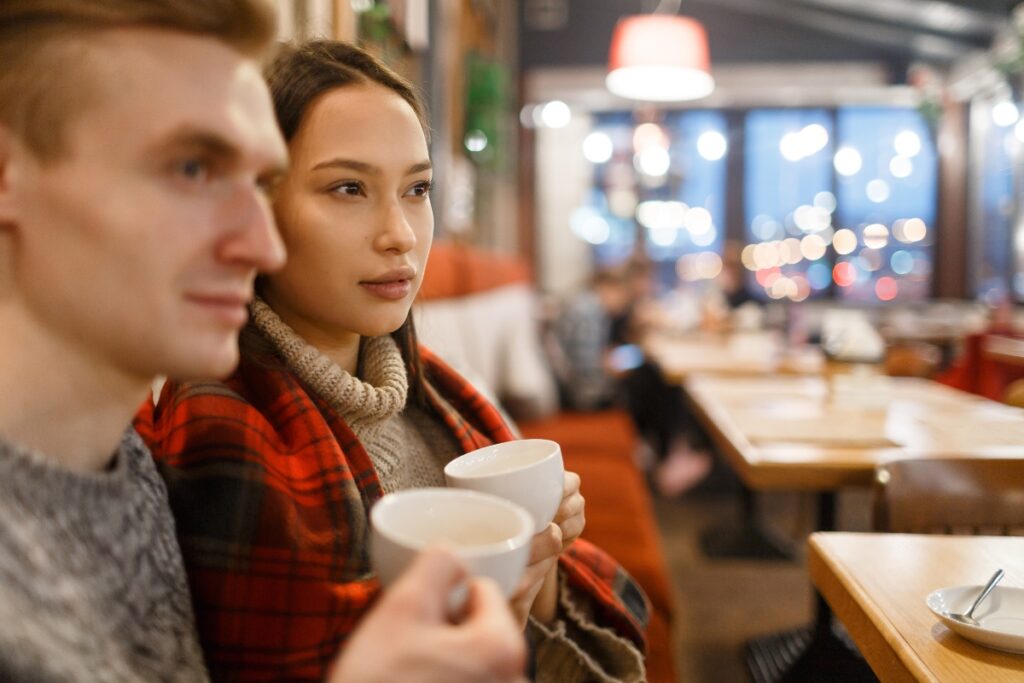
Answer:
[
  {"xmin": 983, "ymin": 335, "xmax": 1024, "ymax": 369},
  {"xmin": 685, "ymin": 374, "xmax": 1024, "ymax": 680},
  {"xmin": 685, "ymin": 374, "xmax": 1024, "ymax": 491},
  {"xmin": 643, "ymin": 330, "xmax": 826, "ymax": 383},
  {"xmin": 809, "ymin": 532, "xmax": 1024, "ymax": 682}
]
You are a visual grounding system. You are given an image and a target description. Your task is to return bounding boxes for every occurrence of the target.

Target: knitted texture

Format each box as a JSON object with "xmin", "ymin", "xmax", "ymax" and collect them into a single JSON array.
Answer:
[
  {"xmin": 250, "ymin": 298, "xmax": 456, "ymax": 493},
  {"xmin": 230, "ymin": 299, "xmax": 645, "ymax": 681},
  {"xmin": 0, "ymin": 430, "xmax": 207, "ymax": 682}
]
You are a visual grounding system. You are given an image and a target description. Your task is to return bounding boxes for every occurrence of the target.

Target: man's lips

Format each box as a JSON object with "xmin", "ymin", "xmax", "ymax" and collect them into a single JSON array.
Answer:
[{"xmin": 185, "ymin": 292, "xmax": 251, "ymax": 326}]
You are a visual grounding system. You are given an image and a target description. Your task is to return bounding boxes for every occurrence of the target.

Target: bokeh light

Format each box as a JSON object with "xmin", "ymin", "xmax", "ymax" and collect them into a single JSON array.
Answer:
[
  {"xmin": 875, "ymin": 276, "xmax": 898, "ymax": 301},
  {"xmin": 834, "ymin": 146, "xmax": 862, "ymax": 176},
  {"xmin": 832, "ymin": 228, "xmax": 858, "ymax": 255},
  {"xmin": 833, "ymin": 261, "xmax": 856, "ymax": 287},
  {"xmin": 863, "ymin": 223, "xmax": 889, "ymax": 249},
  {"xmin": 582, "ymin": 131, "xmax": 614, "ymax": 163},
  {"xmin": 697, "ymin": 130, "xmax": 728, "ymax": 160}
]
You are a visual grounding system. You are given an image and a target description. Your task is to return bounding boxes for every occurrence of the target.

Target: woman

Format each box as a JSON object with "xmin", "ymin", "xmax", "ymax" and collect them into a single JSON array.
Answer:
[{"xmin": 137, "ymin": 41, "xmax": 647, "ymax": 682}]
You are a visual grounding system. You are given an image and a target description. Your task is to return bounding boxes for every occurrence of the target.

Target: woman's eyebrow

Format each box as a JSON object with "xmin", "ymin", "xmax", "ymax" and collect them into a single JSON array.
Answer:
[
  {"xmin": 308, "ymin": 159, "xmax": 433, "ymax": 175},
  {"xmin": 406, "ymin": 161, "xmax": 432, "ymax": 175},
  {"xmin": 310, "ymin": 158, "xmax": 376, "ymax": 173}
]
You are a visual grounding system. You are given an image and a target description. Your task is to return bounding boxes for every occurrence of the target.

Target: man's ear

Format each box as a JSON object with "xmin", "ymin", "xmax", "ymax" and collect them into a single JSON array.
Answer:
[
  {"xmin": 0, "ymin": 123, "xmax": 16, "ymax": 223},
  {"xmin": 0, "ymin": 125, "xmax": 17, "ymax": 295}
]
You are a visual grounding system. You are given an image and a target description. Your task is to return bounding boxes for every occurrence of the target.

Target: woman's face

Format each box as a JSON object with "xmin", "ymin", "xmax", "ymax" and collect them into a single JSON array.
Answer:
[{"xmin": 263, "ymin": 83, "xmax": 432, "ymax": 346}]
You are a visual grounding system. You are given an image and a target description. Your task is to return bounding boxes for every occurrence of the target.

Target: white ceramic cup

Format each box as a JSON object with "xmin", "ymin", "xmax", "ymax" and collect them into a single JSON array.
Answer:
[
  {"xmin": 369, "ymin": 487, "xmax": 534, "ymax": 598},
  {"xmin": 444, "ymin": 439, "xmax": 565, "ymax": 534}
]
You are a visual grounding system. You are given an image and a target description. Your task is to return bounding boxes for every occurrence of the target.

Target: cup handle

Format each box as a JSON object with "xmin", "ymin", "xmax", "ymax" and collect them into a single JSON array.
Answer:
[{"xmin": 445, "ymin": 580, "xmax": 470, "ymax": 622}]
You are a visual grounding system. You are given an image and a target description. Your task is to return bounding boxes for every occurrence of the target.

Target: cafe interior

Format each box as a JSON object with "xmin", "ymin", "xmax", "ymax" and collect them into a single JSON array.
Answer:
[{"xmin": 285, "ymin": 1, "xmax": 1023, "ymax": 681}]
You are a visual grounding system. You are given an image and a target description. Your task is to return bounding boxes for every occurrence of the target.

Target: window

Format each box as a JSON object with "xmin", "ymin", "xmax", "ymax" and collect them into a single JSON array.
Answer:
[
  {"xmin": 579, "ymin": 110, "xmax": 728, "ymax": 288},
  {"xmin": 833, "ymin": 107, "xmax": 936, "ymax": 303},
  {"xmin": 971, "ymin": 98, "xmax": 1020, "ymax": 303},
  {"xmin": 744, "ymin": 109, "xmax": 834, "ymax": 302},
  {"xmin": 576, "ymin": 105, "xmax": 938, "ymax": 302}
]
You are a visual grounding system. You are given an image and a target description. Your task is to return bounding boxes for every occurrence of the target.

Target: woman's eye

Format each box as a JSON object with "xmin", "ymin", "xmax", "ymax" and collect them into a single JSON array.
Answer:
[
  {"xmin": 329, "ymin": 181, "xmax": 365, "ymax": 197},
  {"xmin": 407, "ymin": 181, "xmax": 432, "ymax": 198}
]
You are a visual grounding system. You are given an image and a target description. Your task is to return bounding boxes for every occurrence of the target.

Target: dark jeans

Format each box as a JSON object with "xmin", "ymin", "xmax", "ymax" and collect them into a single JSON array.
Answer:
[{"xmin": 620, "ymin": 361, "xmax": 707, "ymax": 460}]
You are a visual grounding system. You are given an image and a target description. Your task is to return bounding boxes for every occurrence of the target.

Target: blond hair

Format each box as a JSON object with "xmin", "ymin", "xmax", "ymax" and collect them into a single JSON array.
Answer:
[{"xmin": 0, "ymin": 0, "xmax": 277, "ymax": 160}]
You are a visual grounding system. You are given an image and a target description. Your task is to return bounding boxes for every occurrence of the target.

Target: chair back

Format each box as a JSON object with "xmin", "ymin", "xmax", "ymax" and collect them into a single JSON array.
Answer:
[{"xmin": 873, "ymin": 457, "xmax": 1024, "ymax": 535}]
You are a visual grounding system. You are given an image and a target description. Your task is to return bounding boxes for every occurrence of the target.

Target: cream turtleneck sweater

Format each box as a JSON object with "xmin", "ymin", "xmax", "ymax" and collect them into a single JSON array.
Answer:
[{"xmin": 249, "ymin": 298, "xmax": 645, "ymax": 683}]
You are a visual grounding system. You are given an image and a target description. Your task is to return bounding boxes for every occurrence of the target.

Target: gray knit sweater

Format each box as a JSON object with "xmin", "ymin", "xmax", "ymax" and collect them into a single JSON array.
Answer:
[{"xmin": 0, "ymin": 429, "xmax": 208, "ymax": 682}]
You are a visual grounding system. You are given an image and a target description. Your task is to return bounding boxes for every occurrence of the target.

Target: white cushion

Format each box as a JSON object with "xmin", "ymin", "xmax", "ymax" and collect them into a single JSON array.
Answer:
[{"xmin": 414, "ymin": 284, "xmax": 558, "ymax": 420}]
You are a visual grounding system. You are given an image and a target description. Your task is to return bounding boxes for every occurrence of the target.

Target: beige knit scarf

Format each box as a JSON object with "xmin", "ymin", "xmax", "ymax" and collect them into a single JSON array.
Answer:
[{"xmin": 248, "ymin": 297, "xmax": 407, "ymax": 440}]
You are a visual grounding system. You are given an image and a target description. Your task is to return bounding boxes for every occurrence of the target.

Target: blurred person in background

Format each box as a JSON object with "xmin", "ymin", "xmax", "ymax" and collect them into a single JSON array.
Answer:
[
  {"xmin": 550, "ymin": 267, "xmax": 632, "ymax": 411},
  {"xmin": 137, "ymin": 40, "xmax": 648, "ymax": 682},
  {"xmin": 553, "ymin": 258, "xmax": 713, "ymax": 497},
  {"xmin": 0, "ymin": 2, "xmax": 526, "ymax": 681}
]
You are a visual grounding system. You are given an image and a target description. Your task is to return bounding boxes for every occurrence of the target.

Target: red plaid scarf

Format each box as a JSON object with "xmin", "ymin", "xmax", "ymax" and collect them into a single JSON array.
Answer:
[{"xmin": 135, "ymin": 346, "xmax": 647, "ymax": 681}]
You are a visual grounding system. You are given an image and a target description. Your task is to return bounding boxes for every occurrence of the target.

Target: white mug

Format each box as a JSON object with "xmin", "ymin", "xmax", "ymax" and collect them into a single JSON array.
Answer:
[
  {"xmin": 369, "ymin": 487, "xmax": 534, "ymax": 598},
  {"xmin": 445, "ymin": 439, "xmax": 564, "ymax": 534}
]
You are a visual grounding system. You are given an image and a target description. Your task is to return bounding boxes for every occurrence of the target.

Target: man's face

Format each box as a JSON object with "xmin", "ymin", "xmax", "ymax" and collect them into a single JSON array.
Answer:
[{"xmin": 0, "ymin": 28, "xmax": 287, "ymax": 381}]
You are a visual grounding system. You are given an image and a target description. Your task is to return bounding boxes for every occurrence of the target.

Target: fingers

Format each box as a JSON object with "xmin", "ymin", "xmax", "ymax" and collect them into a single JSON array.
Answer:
[
  {"xmin": 554, "ymin": 472, "xmax": 586, "ymax": 550},
  {"xmin": 554, "ymin": 491, "xmax": 584, "ymax": 525},
  {"xmin": 463, "ymin": 577, "xmax": 518, "ymax": 631},
  {"xmin": 462, "ymin": 578, "xmax": 528, "ymax": 678},
  {"xmin": 562, "ymin": 471, "xmax": 581, "ymax": 497},
  {"xmin": 527, "ymin": 524, "xmax": 562, "ymax": 564},
  {"xmin": 388, "ymin": 546, "xmax": 469, "ymax": 620},
  {"xmin": 558, "ymin": 509, "xmax": 585, "ymax": 548}
]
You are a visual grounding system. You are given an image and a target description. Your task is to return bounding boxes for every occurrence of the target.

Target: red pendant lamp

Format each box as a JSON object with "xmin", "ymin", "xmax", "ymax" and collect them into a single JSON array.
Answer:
[{"xmin": 606, "ymin": 12, "xmax": 714, "ymax": 102}]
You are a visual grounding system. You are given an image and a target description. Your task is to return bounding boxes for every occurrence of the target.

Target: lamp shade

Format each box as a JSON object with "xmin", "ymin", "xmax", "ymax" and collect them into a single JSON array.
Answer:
[{"xmin": 606, "ymin": 15, "xmax": 714, "ymax": 102}]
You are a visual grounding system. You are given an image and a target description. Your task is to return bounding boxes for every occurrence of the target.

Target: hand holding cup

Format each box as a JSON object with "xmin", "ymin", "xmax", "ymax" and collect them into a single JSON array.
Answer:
[
  {"xmin": 445, "ymin": 440, "xmax": 584, "ymax": 627},
  {"xmin": 330, "ymin": 546, "xmax": 527, "ymax": 683},
  {"xmin": 369, "ymin": 488, "xmax": 534, "ymax": 604}
]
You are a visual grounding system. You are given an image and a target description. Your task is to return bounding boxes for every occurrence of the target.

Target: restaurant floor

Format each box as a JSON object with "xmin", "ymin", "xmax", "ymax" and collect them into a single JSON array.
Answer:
[{"xmin": 652, "ymin": 467, "xmax": 876, "ymax": 683}]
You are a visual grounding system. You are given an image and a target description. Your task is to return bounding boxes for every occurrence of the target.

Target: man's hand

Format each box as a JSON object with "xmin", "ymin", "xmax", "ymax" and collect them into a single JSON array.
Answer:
[{"xmin": 328, "ymin": 547, "xmax": 527, "ymax": 683}]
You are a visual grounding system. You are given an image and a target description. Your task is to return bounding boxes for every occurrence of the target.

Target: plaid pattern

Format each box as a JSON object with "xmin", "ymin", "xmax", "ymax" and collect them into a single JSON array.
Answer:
[{"xmin": 136, "ymin": 346, "xmax": 647, "ymax": 681}]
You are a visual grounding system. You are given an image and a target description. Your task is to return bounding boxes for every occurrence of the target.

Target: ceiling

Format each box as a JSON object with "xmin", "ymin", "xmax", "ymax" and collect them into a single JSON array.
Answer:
[{"xmin": 519, "ymin": 0, "xmax": 1019, "ymax": 82}]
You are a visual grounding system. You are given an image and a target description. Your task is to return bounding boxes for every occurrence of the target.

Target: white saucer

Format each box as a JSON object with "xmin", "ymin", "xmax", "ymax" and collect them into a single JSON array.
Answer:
[{"xmin": 926, "ymin": 585, "xmax": 1024, "ymax": 654}]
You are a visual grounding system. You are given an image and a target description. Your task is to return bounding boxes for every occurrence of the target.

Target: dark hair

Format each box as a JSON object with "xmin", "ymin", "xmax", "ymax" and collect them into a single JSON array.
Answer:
[
  {"xmin": 0, "ymin": 0, "xmax": 277, "ymax": 161},
  {"xmin": 260, "ymin": 40, "xmax": 430, "ymax": 405}
]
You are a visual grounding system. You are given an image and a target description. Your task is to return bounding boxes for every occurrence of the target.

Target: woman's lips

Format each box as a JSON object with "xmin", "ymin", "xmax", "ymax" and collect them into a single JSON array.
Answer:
[{"xmin": 360, "ymin": 279, "xmax": 412, "ymax": 300}]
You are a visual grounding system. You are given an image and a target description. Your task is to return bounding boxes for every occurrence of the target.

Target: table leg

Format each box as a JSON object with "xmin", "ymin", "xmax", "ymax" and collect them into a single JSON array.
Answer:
[
  {"xmin": 698, "ymin": 486, "xmax": 792, "ymax": 561},
  {"xmin": 744, "ymin": 492, "xmax": 877, "ymax": 682}
]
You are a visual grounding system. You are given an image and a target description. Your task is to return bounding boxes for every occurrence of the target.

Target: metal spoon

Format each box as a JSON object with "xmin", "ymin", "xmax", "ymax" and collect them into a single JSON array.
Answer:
[{"xmin": 947, "ymin": 569, "xmax": 1005, "ymax": 627}]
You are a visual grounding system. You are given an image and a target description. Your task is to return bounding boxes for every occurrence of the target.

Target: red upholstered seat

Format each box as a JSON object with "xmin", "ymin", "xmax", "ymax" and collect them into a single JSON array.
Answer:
[{"xmin": 419, "ymin": 242, "xmax": 677, "ymax": 683}]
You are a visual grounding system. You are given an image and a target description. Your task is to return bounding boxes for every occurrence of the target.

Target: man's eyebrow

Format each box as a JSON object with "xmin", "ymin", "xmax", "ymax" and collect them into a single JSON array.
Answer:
[
  {"xmin": 156, "ymin": 126, "xmax": 289, "ymax": 176},
  {"xmin": 158, "ymin": 127, "xmax": 241, "ymax": 159},
  {"xmin": 310, "ymin": 158, "xmax": 433, "ymax": 175}
]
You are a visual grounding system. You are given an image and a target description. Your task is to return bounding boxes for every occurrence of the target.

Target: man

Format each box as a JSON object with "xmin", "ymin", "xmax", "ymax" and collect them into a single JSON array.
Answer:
[{"xmin": 0, "ymin": 1, "xmax": 524, "ymax": 681}]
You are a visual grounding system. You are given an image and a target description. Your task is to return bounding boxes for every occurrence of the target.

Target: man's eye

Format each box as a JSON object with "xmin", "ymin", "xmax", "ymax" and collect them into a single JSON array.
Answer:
[
  {"xmin": 257, "ymin": 173, "xmax": 283, "ymax": 196},
  {"xmin": 177, "ymin": 158, "xmax": 209, "ymax": 182}
]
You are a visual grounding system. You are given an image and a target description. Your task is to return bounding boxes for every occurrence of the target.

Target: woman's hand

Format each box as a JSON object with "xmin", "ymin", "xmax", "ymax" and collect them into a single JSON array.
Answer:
[
  {"xmin": 508, "ymin": 524, "xmax": 561, "ymax": 629},
  {"xmin": 506, "ymin": 471, "xmax": 586, "ymax": 628},
  {"xmin": 554, "ymin": 471, "xmax": 585, "ymax": 552}
]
